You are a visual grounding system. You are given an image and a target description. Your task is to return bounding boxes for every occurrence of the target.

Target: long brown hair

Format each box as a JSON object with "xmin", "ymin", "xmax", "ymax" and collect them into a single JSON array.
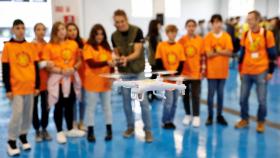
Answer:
[
  {"xmin": 87, "ymin": 24, "xmax": 111, "ymax": 51},
  {"xmin": 50, "ymin": 21, "xmax": 66, "ymax": 43},
  {"xmin": 66, "ymin": 22, "xmax": 84, "ymax": 49}
]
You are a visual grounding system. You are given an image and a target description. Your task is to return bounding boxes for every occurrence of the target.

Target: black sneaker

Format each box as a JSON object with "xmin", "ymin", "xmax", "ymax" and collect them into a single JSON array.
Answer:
[
  {"xmin": 19, "ymin": 134, "xmax": 31, "ymax": 150},
  {"xmin": 7, "ymin": 140, "xmax": 20, "ymax": 156},
  {"xmin": 205, "ymin": 116, "xmax": 213, "ymax": 126},
  {"xmin": 217, "ymin": 115, "xmax": 228, "ymax": 126},
  {"xmin": 87, "ymin": 126, "xmax": 96, "ymax": 142},
  {"xmin": 162, "ymin": 123, "xmax": 176, "ymax": 129}
]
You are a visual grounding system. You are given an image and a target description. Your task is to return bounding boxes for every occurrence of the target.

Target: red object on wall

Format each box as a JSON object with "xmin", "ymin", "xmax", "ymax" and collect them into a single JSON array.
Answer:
[
  {"xmin": 64, "ymin": 15, "xmax": 75, "ymax": 23},
  {"xmin": 55, "ymin": 6, "xmax": 64, "ymax": 13}
]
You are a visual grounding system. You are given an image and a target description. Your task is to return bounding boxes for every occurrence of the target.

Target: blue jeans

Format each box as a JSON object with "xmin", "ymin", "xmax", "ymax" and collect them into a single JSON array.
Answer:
[
  {"xmin": 207, "ymin": 79, "xmax": 226, "ymax": 117},
  {"xmin": 162, "ymin": 90, "xmax": 179, "ymax": 124},
  {"xmin": 121, "ymin": 73, "xmax": 151, "ymax": 131},
  {"xmin": 84, "ymin": 91, "xmax": 112, "ymax": 126},
  {"xmin": 73, "ymin": 88, "xmax": 85, "ymax": 123},
  {"xmin": 240, "ymin": 71, "xmax": 268, "ymax": 122}
]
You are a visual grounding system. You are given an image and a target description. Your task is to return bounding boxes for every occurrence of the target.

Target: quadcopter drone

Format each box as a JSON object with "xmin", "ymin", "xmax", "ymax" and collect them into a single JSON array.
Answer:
[{"xmin": 100, "ymin": 71, "xmax": 187, "ymax": 101}]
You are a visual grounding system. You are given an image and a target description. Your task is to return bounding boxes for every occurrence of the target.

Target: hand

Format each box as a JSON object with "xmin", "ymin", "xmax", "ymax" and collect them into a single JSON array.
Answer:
[
  {"xmin": 34, "ymin": 89, "xmax": 40, "ymax": 96},
  {"xmin": 265, "ymin": 74, "xmax": 273, "ymax": 81},
  {"xmin": 47, "ymin": 61, "xmax": 55, "ymax": 68},
  {"xmin": 62, "ymin": 68, "xmax": 75, "ymax": 76},
  {"xmin": 120, "ymin": 56, "xmax": 128, "ymax": 67},
  {"xmin": 6, "ymin": 92, "xmax": 13, "ymax": 100},
  {"xmin": 107, "ymin": 60, "xmax": 115, "ymax": 67}
]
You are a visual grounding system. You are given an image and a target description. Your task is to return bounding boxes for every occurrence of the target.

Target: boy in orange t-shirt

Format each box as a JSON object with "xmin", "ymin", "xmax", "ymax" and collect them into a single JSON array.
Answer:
[
  {"xmin": 155, "ymin": 25, "xmax": 186, "ymax": 129},
  {"xmin": 204, "ymin": 14, "xmax": 233, "ymax": 126},
  {"xmin": 235, "ymin": 10, "xmax": 277, "ymax": 133},
  {"xmin": 83, "ymin": 24, "xmax": 114, "ymax": 142},
  {"xmin": 178, "ymin": 19, "xmax": 204, "ymax": 127},
  {"xmin": 2, "ymin": 19, "xmax": 40, "ymax": 156}
]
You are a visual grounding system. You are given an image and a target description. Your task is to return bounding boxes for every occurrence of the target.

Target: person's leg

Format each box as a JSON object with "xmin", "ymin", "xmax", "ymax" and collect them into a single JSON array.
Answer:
[
  {"xmin": 84, "ymin": 90, "xmax": 98, "ymax": 141},
  {"xmin": 79, "ymin": 88, "xmax": 86, "ymax": 124},
  {"xmin": 169, "ymin": 90, "xmax": 179, "ymax": 122},
  {"xmin": 8, "ymin": 96, "xmax": 24, "ymax": 141},
  {"xmin": 217, "ymin": 79, "xmax": 226, "ymax": 116},
  {"xmin": 121, "ymin": 87, "xmax": 134, "ymax": 129},
  {"xmin": 191, "ymin": 80, "xmax": 201, "ymax": 116},
  {"xmin": 32, "ymin": 95, "xmax": 40, "ymax": 131},
  {"xmin": 40, "ymin": 91, "xmax": 49, "ymax": 130},
  {"xmin": 239, "ymin": 75, "xmax": 253, "ymax": 120},
  {"xmin": 101, "ymin": 91, "xmax": 113, "ymax": 140},
  {"xmin": 54, "ymin": 86, "xmax": 64, "ymax": 132},
  {"xmin": 101, "ymin": 91, "xmax": 113, "ymax": 126},
  {"xmin": 183, "ymin": 81, "xmax": 191, "ymax": 115},
  {"xmin": 207, "ymin": 79, "xmax": 217, "ymax": 118},
  {"xmin": 255, "ymin": 72, "xmax": 268, "ymax": 122},
  {"xmin": 162, "ymin": 91, "xmax": 174, "ymax": 124},
  {"xmin": 64, "ymin": 85, "xmax": 76, "ymax": 131},
  {"xmin": 140, "ymin": 92, "xmax": 151, "ymax": 131}
]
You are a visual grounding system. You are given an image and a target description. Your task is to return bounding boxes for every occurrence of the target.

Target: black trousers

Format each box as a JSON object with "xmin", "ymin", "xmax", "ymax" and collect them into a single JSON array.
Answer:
[
  {"xmin": 33, "ymin": 90, "xmax": 49, "ymax": 131},
  {"xmin": 183, "ymin": 80, "xmax": 201, "ymax": 116},
  {"xmin": 54, "ymin": 84, "xmax": 76, "ymax": 132}
]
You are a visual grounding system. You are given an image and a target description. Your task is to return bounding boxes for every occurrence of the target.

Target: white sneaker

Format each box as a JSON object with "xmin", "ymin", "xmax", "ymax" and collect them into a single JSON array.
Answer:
[
  {"xmin": 66, "ymin": 129, "xmax": 85, "ymax": 137},
  {"xmin": 7, "ymin": 143, "xmax": 20, "ymax": 156},
  {"xmin": 21, "ymin": 142, "xmax": 31, "ymax": 150},
  {"xmin": 182, "ymin": 115, "xmax": 192, "ymax": 126},
  {"xmin": 192, "ymin": 116, "xmax": 200, "ymax": 127},
  {"xmin": 56, "ymin": 132, "xmax": 67, "ymax": 144}
]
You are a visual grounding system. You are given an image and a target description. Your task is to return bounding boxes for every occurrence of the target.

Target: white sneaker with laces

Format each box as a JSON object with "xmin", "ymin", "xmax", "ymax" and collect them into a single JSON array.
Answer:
[
  {"xmin": 192, "ymin": 116, "xmax": 200, "ymax": 127},
  {"xmin": 66, "ymin": 129, "xmax": 85, "ymax": 137},
  {"xmin": 182, "ymin": 115, "xmax": 192, "ymax": 126},
  {"xmin": 56, "ymin": 132, "xmax": 67, "ymax": 144},
  {"xmin": 21, "ymin": 142, "xmax": 31, "ymax": 150}
]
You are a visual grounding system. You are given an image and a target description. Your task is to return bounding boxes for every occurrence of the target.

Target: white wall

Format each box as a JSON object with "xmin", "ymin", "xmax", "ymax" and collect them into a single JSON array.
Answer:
[
  {"xmin": 255, "ymin": 0, "xmax": 279, "ymax": 18},
  {"xmin": 82, "ymin": 0, "xmax": 219, "ymax": 39}
]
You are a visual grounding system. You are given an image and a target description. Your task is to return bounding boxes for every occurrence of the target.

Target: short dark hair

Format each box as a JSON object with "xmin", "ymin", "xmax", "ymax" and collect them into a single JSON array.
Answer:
[
  {"xmin": 210, "ymin": 14, "xmax": 223, "ymax": 23},
  {"xmin": 114, "ymin": 9, "xmax": 128, "ymax": 19},
  {"xmin": 13, "ymin": 19, "xmax": 24, "ymax": 27},
  {"xmin": 185, "ymin": 19, "xmax": 197, "ymax": 26},
  {"xmin": 248, "ymin": 10, "xmax": 261, "ymax": 21},
  {"xmin": 165, "ymin": 24, "xmax": 178, "ymax": 33}
]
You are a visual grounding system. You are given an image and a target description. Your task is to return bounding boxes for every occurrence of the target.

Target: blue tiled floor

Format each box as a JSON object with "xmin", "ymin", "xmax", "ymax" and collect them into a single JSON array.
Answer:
[{"xmin": 0, "ymin": 67, "xmax": 279, "ymax": 158}]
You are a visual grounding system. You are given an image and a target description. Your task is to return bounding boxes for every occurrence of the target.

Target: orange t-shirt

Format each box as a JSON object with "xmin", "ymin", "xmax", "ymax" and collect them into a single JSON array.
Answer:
[
  {"xmin": 2, "ymin": 41, "xmax": 39, "ymax": 95},
  {"xmin": 240, "ymin": 29, "xmax": 275, "ymax": 75},
  {"xmin": 42, "ymin": 40, "xmax": 79, "ymax": 70},
  {"xmin": 76, "ymin": 39, "xmax": 87, "ymax": 86},
  {"xmin": 178, "ymin": 35, "xmax": 204, "ymax": 79},
  {"xmin": 83, "ymin": 44, "xmax": 112, "ymax": 92},
  {"xmin": 32, "ymin": 41, "xmax": 48, "ymax": 91},
  {"xmin": 204, "ymin": 32, "xmax": 233, "ymax": 79},
  {"xmin": 155, "ymin": 41, "xmax": 186, "ymax": 71}
]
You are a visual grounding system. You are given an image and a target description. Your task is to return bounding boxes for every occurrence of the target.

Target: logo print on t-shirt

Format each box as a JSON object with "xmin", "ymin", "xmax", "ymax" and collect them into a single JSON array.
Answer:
[
  {"xmin": 61, "ymin": 49, "xmax": 72, "ymax": 64},
  {"xmin": 99, "ymin": 53, "xmax": 108, "ymax": 62},
  {"xmin": 186, "ymin": 46, "xmax": 197, "ymax": 57},
  {"xmin": 249, "ymin": 37, "xmax": 261, "ymax": 52},
  {"xmin": 16, "ymin": 52, "xmax": 31, "ymax": 67},
  {"xmin": 214, "ymin": 44, "xmax": 224, "ymax": 52},
  {"xmin": 167, "ymin": 52, "xmax": 178, "ymax": 65}
]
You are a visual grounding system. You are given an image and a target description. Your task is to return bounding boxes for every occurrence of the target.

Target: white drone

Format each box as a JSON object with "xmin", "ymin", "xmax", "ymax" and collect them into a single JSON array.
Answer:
[{"xmin": 100, "ymin": 71, "xmax": 187, "ymax": 101}]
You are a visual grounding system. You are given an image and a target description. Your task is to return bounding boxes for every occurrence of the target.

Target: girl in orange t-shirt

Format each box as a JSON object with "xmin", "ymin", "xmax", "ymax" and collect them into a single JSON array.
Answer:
[
  {"xmin": 178, "ymin": 19, "xmax": 205, "ymax": 127},
  {"xmin": 204, "ymin": 14, "xmax": 233, "ymax": 126},
  {"xmin": 43, "ymin": 22, "xmax": 85, "ymax": 144},
  {"xmin": 66, "ymin": 22, "xmax": 86, "ymax": 131},
  {"xmin": 32, "ymin": 23, "xmax": 52, "ymax": 142},
  {"xmin": 83, "ymin": 24, "xmax": 114, "ymax": 142}
]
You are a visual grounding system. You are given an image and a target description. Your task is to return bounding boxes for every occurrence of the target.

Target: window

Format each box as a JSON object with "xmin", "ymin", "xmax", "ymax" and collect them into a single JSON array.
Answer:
[
  {"xmin": 228, "ymin": 0, "xmax": 255, "ymax": 17},
  {"xmin": 131, "ymin": 0, "xmax": 153, "ymax": 18},
  {"xmin": 165, "ymin": 0, "xmax": 181, "ymax": 18}
]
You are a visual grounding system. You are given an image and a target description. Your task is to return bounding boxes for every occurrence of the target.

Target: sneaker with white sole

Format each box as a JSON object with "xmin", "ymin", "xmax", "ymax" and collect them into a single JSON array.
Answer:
[
  {"xmin": 192, "ymin": 116, "xmax": 200, "ymax": 127},
  {"xmin": 182, "ymin": 115, "xmax": 192, "ymax": 126},
  {"xmin": 66, "ymin": 129, "xmax": 85, "ymax": 137},
  {"xmin": 19, "ymin": 134, "xmax": 31, "ymax": 150},
  {"xmin": 56, "ymin": 132, "xmax": 67, "ymax": 144},
  {"xmin": 7, "ymin": 140, "xmax": 20, "ymax": 156}
]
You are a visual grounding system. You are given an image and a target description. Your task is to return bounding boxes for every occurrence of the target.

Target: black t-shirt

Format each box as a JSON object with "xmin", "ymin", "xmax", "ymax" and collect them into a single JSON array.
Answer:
[{"xmin": 111, "ymin": 28, "xmax": 144, "ymax": 48}]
